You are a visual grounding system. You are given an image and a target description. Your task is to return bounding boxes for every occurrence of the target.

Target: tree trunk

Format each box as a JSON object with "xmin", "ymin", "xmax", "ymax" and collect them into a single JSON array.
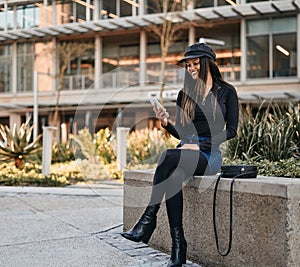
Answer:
[
  {"xmin": 53, "ymin": 71, "xmax": 65, "ymax": 124},
  {"xmin": 159, "ymin": 61, "xmax": 166, "ymax": 102},
  {"xmin": 15, "ymin": 157, "xmax": 24, "ymax": 169},
  {"xmin": 159, "ymin": 44, "xmax": 169, "ymax": 103}
]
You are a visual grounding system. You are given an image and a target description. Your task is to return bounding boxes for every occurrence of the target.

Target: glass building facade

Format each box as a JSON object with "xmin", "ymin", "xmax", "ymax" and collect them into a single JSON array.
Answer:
[{"xmin": 0, "ymin": 0, "xmax": 299, "ymax": 136}]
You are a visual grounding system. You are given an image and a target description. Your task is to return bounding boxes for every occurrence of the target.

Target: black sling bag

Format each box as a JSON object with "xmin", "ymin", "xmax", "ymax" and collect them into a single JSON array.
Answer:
[{"xmin": 213, "ymin": 165, "xmax": 258, "ymax": 256}]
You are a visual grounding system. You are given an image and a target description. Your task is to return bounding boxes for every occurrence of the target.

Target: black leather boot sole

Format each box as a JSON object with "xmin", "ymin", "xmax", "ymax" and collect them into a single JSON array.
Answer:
[
  {"xmin": 121, "ymin": 205, "xmax": 160, "ymax": 243},
  {"xmin": 121, "ymin": 219, "xmax": 156, "ymax": 243}
]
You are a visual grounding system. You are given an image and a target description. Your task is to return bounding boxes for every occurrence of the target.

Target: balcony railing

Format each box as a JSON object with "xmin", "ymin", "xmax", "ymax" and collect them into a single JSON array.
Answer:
[
  {"xmin": 62, "ymin": 67, "xmax": 185, "ymax": 91},
  {"xmin": 62, "ymin": 66, "xmax": 240, "ymax": 91},
  {"xmin": 63, "ymin": 74, "xmax": 95, "ymax": 90}
]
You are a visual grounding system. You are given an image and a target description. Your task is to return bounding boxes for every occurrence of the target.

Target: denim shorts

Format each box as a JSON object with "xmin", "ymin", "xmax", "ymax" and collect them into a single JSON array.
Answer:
[{"xmin": 179, "ymin": 135, "xmax": 222, "ymax": 175}]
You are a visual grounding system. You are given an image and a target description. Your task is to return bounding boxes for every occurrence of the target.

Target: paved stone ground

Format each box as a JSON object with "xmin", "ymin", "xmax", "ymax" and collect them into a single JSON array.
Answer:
[
  {"xmin": 97, "ymin": 225, "xmax": 201, "ymax": 267},
  {"xmin": 0, "ymin": 184, "xmax": 202, "ymax": 267}
]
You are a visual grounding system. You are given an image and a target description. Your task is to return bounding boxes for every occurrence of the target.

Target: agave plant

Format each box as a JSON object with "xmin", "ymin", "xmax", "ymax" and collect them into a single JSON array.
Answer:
[{"xmin": 0, "ymin": 119, "xmax": 42, "ymax": 168}]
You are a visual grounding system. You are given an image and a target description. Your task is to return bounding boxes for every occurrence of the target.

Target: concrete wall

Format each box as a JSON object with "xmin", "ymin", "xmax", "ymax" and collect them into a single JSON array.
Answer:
[{"xmin": 123, "ymin": 170, "xmax": 300, "ymax": 267}]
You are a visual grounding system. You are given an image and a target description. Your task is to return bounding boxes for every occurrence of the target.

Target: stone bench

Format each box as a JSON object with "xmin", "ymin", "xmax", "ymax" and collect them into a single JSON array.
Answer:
[{"xmin": 123, "ymin": 169, "xmax": 300, "ymax": 267}]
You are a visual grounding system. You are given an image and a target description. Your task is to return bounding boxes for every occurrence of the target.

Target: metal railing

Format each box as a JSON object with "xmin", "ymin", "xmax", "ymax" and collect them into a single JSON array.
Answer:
[
  {"xmin": 62, "ymin": 68, "xmax": 185, "ymax": 90},
  {"xmin": 62, "ymin": 66, "xmax": 240, "ymax": 91},
  {"xmin": 63, "ymin": 74, "xmax": 95, "ymax": 90}
]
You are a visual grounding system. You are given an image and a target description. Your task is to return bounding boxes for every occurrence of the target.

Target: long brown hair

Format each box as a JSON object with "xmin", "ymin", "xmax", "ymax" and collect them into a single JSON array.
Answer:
[{"xmin": 180, "ymin": 57, "xmax": 225, "ymax": 125}]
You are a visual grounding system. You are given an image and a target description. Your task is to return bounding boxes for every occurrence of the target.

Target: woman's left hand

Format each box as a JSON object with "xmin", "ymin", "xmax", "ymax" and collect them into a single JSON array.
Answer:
[{"xmin": 153, "ymin": 106, "xmax": 169, "ymax": 126}]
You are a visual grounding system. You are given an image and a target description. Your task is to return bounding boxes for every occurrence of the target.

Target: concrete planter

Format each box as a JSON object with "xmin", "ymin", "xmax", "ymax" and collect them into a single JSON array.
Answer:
[{"xmin": 123, "ymin": 169, "xmax": 300, "ymax": 267}]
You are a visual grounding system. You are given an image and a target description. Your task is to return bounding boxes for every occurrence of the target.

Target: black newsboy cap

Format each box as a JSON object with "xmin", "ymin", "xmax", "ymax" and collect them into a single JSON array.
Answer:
[{"xmin": 179, "ymin": 43, "xmax": 216, "ymax": 63}]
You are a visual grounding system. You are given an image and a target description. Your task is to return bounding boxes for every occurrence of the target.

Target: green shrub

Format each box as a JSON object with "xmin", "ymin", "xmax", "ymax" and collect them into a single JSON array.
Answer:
[
  {"xmin": 226, "ymin": 101, "xmax": 300, "ymax": 161},
  {"xmin": 291, "ymin": 102, "xmax": 300, "ymax": 149},
  {"xmin": 95, "ymin": 127, "xmax": 116, "ymax": 164},
  {"xmin": 127, "ymin": 128, "xmax": 178, "ymax": 166},
  {"xmin": 223, "ymin": 157, "xmax": 300, "ymax": 178},
  {"xmin": 0, "ymin": 162, "xmax": 84, "ymax": 186},
  {"xmin": 51, "ymin": 141, "xmax": 76, "ymax": 163},
  {"xmin": 71, "ymin": 128, "xmax": 97, "ymax": 162}
]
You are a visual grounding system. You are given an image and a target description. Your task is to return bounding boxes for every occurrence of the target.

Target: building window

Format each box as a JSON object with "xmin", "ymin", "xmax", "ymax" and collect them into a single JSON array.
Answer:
[
  {"xmin": 55, "ymin": 0, "xmax": 93, "ymax": 24},
  {"xmin": 0, "ymin": 45, "xmax": 12, "ymax": 93},
  {"xmin": 146, "ymin": 41, "xmax": 186, "ymax": 85},
  {"xmin": 102, "ymin": 0, "xmax": 117, "ymax": 19},
  {"xmin": 73, "ymin": 0, "xmax": 94, "ymax": 22},
  {"xmin": 194, "ymin": 0, "xmax": 238, "ymax": 8},
  {"xmin": 273, "ymin": 34, "xmax": 297, "ymax": 77},
  {"xmin": 100, "ymin": 0, "xmax": 137, "ymax": 19},
  {"xmin": 16, "ymin": 4, "xmax": 40, "ymax": 29},
  {"xmin": 0, "ymin": 5, "xmax": 5, "ymax": 31},
  {"xmin": 102, "ymin": 33, "xmax": 140, "ymax": 88},
  {"xmin": 59, "ymin": 40, "xmax": 95, "ymax": 90},
  {"xmin": 56, "ymin": 0, "xmax": 74, "ymax": 24},
  {"xmin": 146, "ymin": 0, "xmax": 187, "ymax": 14},
  {"xmin": 217, "ymin": 0, "xmax": 237, "ymax": 6},
  {"xmin": 17, "ymin": 43, "xmax": 34, "ymax": 92},
  {"xmin": 195, "ymin": 22, "xmax": 240, "ymax": 82},
  {"xmin": 0, "ymin": 5, "xmax": 14, "ymax": 30},
  {"xmin": 2, "ymin": 2, "xmax": 52, "ymax": 30},
  {"xmin": 247, "ymin": 17, "xmax": 297, "ymax": 79},
  {"xmin": 194, "ymin": 0, "xmax": 213, "ymax": 8},
  {"xmin": 120, "ymin": 0, "xmax": 138, "ymax": 17}
]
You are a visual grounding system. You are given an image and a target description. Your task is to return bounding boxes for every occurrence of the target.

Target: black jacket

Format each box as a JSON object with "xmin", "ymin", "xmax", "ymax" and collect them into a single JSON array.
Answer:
[{"xmin": 163, "ymin": 82, "xmax": 239, "ymax": 151}]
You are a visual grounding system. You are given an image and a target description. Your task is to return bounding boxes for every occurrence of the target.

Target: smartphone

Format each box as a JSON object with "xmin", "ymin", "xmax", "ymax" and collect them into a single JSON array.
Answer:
[
  {"xmin": 150, "ymin": 97, "xmax": 169, "ymax": 123},
  {"xmin": 149, "ymin": 97, "xmax": 164, "ymax": 110}
]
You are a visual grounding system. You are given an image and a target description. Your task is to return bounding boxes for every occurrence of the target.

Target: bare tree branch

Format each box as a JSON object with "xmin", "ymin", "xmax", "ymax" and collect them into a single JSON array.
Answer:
[
  {"xmin": 146, "ymin": 0, "xmax": 194, "ymax": 102},
  {"xmin": 52, "ymin": 41, "xmax": 94, "ymax": 124}
]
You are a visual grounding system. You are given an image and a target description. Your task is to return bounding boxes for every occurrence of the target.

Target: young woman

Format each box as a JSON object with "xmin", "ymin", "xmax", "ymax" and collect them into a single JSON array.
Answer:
[{"xmin": 121, "ymin": 43, "xmax": 239, "ymax": 267}]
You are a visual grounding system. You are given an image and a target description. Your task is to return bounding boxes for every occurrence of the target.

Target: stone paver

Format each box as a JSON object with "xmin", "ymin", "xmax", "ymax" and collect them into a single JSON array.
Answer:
[{"xmin": 98, "ymin": 225, "xmax": 201, "ymax": 267}]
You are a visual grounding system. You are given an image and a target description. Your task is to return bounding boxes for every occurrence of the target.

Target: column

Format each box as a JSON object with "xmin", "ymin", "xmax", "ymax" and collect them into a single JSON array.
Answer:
[
  {"xmin": 4, "ymin": 2, "xmax": 7, "ymax": 31},
  {"xmin": 188, "ymin": 26, "xmax": 195, "ymax": 45},
  {"xmin": 139, "ymin": 0, "xmax": 145, "ymax": 15},
  {"xmin": 240, "ymin": 19, "xmax": 247, "ymax": 82},
  {"xmin": 95, "ymin": 34, "xmax": 102, "ymax": 89},
  {"xmin": 52, "ymin": 37, "xmax": 57, "ymax": 92},
  {"xmin": 52, "ymin": 0, "xmax": 56, "ymax": 25},
  {"xmin": 43, "ymin": 0, "xmax": 48, "ymax": 26},
  {"xmin": 117, "ymin": 127, "xmax": 130, "ymax": 170},
  {"xmin": 139, "ymin": 30, "xmax": 147, "ymax": 86},
  {"xmin": 42, "ymin": 126, "xmax": 57, "ymax": 175},
  {"xmin": 94, "ymin": 0, "xmax": 100, "ymax": 21},
  {"xmin": 12, "ymin": 43, "xmax": 17, "ymax": 94}
]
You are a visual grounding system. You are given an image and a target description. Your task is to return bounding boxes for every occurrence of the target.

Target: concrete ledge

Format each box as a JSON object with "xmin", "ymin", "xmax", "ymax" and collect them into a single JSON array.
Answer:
[{"xmin": 123, "ymin": 169, "xmax": 300, "ymax": 267}]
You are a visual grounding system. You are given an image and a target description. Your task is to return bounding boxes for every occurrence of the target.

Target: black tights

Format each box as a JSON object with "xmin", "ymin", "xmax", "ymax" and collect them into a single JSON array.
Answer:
[{"xmin": 149, "ymin": 148, "xmax": 209, "ymax": 228}]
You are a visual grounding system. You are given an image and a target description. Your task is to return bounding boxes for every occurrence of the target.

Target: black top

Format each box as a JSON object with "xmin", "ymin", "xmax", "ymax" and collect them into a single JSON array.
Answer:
[{"xmin": 163, "ymin": 82, "xmax": 239, "ymax": 151}]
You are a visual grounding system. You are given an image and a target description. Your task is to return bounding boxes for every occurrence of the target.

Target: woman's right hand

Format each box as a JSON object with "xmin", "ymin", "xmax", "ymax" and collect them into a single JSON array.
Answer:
[{"xmin": 153, "ymin": 106, "xmax": 169, "ymax": 126}]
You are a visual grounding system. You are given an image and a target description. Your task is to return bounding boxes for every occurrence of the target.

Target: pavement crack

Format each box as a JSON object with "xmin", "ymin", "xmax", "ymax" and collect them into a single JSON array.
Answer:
[
  {"xmin": 0, "ymin": 235, "xmax": 91, "ymax": 248},
  {"xmin": 92, "ymin": 223, "xmax": 123, "ymax": 235}
]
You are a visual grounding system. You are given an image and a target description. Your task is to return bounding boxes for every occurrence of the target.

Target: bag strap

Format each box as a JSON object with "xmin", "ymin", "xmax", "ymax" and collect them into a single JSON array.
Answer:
[
  {"xmin": 213, "ymin": 172, "xmax": 234, "ymax": 256},
  {"xmin": 213, "ymin": 171, "xmax": 256, "ymax": 256}
]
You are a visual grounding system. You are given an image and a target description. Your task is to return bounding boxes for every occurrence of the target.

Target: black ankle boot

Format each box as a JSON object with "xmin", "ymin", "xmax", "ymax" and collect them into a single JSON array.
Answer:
[
  {"xmin": 167, "ymin": 226, "xmax": 187, "ymax": 267},
  {"xmin": 121, "ymin": 205, "xmax": 160, "ymax": 243}
]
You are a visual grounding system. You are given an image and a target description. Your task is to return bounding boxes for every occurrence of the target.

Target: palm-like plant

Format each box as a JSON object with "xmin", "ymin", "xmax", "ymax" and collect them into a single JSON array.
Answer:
[{"xmin": 0, "ymin": 119, "xmax": 42, "ymax": 168}]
